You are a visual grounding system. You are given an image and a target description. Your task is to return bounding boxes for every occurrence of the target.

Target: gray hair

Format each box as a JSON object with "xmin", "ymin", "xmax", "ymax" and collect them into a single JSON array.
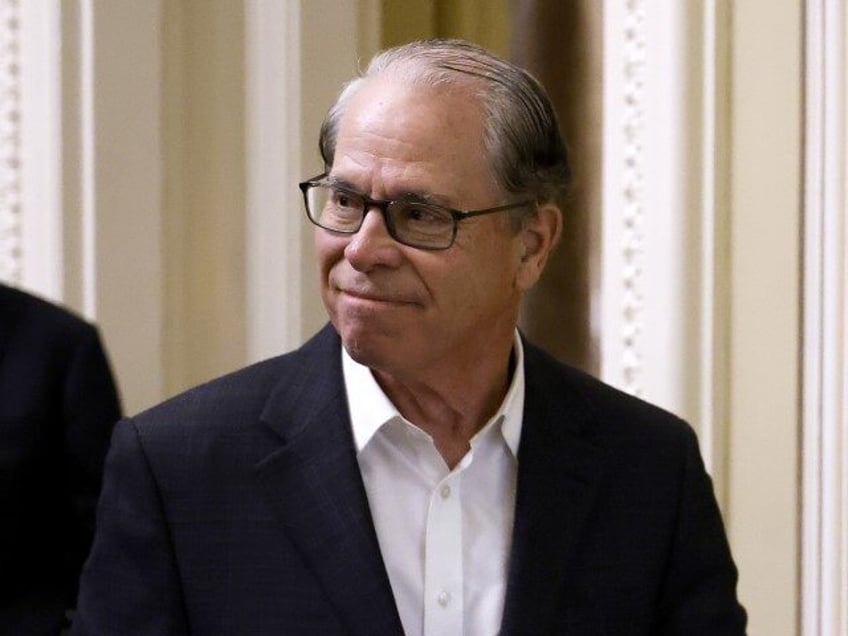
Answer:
[{"xmin": 318, "ymin": 39, "xmax": 571, "ymax": 210}]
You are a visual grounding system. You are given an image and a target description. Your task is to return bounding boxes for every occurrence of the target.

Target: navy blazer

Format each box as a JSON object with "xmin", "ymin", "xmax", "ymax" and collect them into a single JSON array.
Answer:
[
  {"xmin": 73, "ymin": 324, "xmax": 745, "ymax": 635},
  {"xmin": 0, "ymin": 284, "xmax": 121, "ymax": 634}
]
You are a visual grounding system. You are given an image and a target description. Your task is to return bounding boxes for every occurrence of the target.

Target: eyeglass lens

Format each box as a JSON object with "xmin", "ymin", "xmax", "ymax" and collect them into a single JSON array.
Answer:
[{"xmin": 307, "ymin": 184, "xmax": 456, "ymax": 249}]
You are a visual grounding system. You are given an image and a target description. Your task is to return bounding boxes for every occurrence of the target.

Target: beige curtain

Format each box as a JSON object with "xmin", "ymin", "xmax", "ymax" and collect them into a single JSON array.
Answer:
[{"xmin": 511, "ymin": 0, "xmax": 602, "ymax": 374}]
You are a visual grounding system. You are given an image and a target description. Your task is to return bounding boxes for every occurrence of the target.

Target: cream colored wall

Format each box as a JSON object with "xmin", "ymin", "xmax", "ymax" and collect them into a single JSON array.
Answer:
[{"xmin": 726, "ymin": 3, "xmax": 802, "ymax": 634}]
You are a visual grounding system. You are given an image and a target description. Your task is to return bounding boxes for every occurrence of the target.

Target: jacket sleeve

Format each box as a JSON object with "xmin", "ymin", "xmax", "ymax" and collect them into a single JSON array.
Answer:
[
  {"xmin": 656, "ymin": 427, "xmax": 747, "ymax": 634},
  {"xmin": 71, "ymin": 419, "xmax": 189, "ymax": 636}
]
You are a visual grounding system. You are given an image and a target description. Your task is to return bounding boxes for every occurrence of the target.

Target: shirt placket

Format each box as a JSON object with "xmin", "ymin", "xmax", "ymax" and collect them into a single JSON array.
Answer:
[{"xmin": 423, "ymin": 470, "xmax": 464, "ymax": 635}]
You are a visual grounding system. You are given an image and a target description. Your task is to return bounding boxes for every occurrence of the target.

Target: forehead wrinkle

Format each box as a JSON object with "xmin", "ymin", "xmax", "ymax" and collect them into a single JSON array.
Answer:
[
  {"xmin": 332, "ymin": 147, "xmax": 447, "ymax": 203},
  {"xmin": 339, "ymin": 83, "xmax": 484, "ymax": 164}
]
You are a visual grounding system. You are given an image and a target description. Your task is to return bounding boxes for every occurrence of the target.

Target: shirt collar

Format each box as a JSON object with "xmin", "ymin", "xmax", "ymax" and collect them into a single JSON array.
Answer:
[{"xmin": 342, "ymin": 332, "xmax": 525, "ymax": 458}]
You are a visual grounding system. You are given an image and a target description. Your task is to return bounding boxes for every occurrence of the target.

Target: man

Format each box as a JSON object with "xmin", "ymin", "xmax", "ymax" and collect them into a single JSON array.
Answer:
[
  {"xmin": 72, "ymin": 40, "xmax": 746, "ymax": 635},
  {"xmin": 0, "ymin": 283, "xmax": 121, "ymax": 634}
]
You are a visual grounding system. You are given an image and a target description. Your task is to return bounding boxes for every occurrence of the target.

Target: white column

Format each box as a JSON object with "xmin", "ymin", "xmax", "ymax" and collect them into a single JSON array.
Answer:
[
  {"xmin": 245, "ymin": 0, "xmax": 305, "ymax": 361},
  {"xmin": 5, "ymin": 1, "xmax": 63, "ymax": 298},
  {"xmin": 803, "ymin": 1, "xmax": 848, "ymax": 634},
  {"xmin": 16, "ymin": 1, "xmax": 62, "ymax": 299}
]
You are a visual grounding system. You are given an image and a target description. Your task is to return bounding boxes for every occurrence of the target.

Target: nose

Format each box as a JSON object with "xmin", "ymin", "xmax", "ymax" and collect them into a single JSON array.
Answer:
[{"xmin": 343, "ymin": 206, "xmax": 403, "ymax": 271}]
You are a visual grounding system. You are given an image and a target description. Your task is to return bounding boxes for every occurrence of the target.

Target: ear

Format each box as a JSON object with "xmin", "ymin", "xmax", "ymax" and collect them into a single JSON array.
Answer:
[{"xmin": 515, "ymin": 203, "xmax": 563, "ymax": 292}]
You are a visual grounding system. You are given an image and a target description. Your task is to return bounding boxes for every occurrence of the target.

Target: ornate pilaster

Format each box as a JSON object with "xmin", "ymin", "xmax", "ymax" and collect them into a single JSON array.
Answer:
[
  {"xmin": 619, "ymin": 0, "xmax": 646, "ymax": 396},
  {"xmin": 0, "ymin": 0, "xmax": 21, "ymax": 284}
]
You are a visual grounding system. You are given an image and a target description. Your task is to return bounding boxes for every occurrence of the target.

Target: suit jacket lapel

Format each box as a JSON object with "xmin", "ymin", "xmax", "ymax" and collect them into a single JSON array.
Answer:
[
  {"xmin": 254, "ymin": 326, "xmax": 404, "ymax": 636},
  {"xmin": 500, "ymin": 342, "xmax": 611, "ymax": 635}
]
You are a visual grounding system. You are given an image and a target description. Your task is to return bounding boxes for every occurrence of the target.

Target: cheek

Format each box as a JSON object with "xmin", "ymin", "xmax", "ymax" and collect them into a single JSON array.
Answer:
[
  {"xmin": 314, "ymin": 232, "xmax": 346, "ymax": 281},
  {"xmin": 434, "ymin": 250, "xmax": 518, "ymax": 315},
  {"xmin": 459, "ymin": 233, "xmax": 522, "ymax": 288}
]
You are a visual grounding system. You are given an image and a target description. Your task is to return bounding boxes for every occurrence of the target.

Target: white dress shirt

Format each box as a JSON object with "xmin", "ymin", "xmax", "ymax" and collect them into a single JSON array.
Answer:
[{"xmin": 343, "ymin": 335, "xmax": 524, "ymax": 636}]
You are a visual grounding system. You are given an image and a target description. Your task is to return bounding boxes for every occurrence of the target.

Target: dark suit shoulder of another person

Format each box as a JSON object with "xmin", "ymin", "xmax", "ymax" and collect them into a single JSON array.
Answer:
[{"xmin": 0, "ymin": 283, "xmax": 122, "ymax": 634}]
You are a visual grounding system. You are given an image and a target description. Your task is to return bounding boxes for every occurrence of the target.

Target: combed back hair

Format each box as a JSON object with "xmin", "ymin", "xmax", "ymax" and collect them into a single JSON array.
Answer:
[{"xmin": 318, "ymin": 39, "xmax": 571, "ymax": 210}]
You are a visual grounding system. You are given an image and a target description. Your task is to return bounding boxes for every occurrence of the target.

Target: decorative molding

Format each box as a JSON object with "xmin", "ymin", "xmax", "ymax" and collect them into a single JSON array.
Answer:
[
  {"xmin": 0, "ymin": 0, "xmax": 22, "ymax": 285},
  {"xmin": 620, "ymin": 0, "xmax": 646, "ymax": 397},
  {"xmin": 606, "ymin": 0, "xmax": 647, "ymax": 398},
  {"xmin": 601, "ymin": 1, "xmax": 732, "ymax": 489},
  {"xmin": 18, "ymin": 1, "xmax": 63, "ymax": 302},
  {"xmin": 802, "ymin": 1, "xmax": 848, "ymax": 634}
]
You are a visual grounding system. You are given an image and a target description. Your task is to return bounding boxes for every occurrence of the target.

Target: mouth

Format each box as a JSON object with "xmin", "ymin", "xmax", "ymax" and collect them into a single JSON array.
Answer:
[{"xmin": 338, "ymin": 288, "xmax": 420, "ymax": 307}]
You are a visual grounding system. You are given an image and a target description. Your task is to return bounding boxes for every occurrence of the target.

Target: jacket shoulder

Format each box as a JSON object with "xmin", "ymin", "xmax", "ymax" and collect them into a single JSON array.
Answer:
[
  {"xmin": 0, "ymin": 284, "xmax": 96, "ymax": 342},
  {"xmin": 130, "ymin": 324, "xmax": 340, "ymax": 436}
]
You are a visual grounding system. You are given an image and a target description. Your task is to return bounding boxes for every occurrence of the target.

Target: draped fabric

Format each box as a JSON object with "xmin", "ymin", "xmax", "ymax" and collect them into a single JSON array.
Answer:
[{"xmin": 511, "ymin": 0, "xmax": 602, "ymax": 374}]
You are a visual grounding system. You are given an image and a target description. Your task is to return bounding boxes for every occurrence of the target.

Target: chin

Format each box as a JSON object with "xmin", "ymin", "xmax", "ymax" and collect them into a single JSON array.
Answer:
[
  {"xmin": 337, "ymin": 321, "xmax": 382, "ymax": 358},
  {"xmin": 342, "ymin": 336, "xmax": 390, "ymax": 370},
  {"xmin": 337, "ymin": 324, "xmax": 407, "ymax": 373}
]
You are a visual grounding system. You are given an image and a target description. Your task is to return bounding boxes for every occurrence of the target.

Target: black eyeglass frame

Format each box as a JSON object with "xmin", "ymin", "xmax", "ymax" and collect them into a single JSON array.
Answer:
[{"xmin": 298, "ymin": 174, "xmax": 535, "ymax": 251}]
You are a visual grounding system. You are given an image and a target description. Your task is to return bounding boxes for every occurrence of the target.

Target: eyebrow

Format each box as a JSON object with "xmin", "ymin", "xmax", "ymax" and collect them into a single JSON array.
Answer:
[
  {"xmin": 321, "ymin": 175, "xmax": 357, "ymax": 190},
  {"xmin": 324, "ymin": 174, "xmax": 451, "ymax": 207}
]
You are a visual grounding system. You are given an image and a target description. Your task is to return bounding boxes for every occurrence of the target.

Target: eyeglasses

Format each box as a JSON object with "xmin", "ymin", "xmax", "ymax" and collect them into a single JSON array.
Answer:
[{"xmin": 299, "ymin": 174, "xmax": 534, "ymax": 250}]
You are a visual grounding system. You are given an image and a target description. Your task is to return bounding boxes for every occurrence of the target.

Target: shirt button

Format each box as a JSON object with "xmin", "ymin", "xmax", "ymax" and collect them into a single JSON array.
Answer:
[
  {"xmin": 440, "ymin": 485, "xmax": 451, "ymax": 499},
  {"xmin": 437, "ymin": 590, "xmax": 451, "ymax": 607}
]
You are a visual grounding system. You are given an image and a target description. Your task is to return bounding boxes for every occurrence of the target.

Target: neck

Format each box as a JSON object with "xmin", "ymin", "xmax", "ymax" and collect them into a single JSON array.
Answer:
[{"xmin": 373, "ymin": 335, "xmax": 515, "ymax": 469}]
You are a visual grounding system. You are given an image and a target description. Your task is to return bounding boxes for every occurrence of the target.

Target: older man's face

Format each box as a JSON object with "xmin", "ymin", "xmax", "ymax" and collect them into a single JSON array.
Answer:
[{"xmin": 315, "ymin": 77, "xmax": 532, "ymax": 380}]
